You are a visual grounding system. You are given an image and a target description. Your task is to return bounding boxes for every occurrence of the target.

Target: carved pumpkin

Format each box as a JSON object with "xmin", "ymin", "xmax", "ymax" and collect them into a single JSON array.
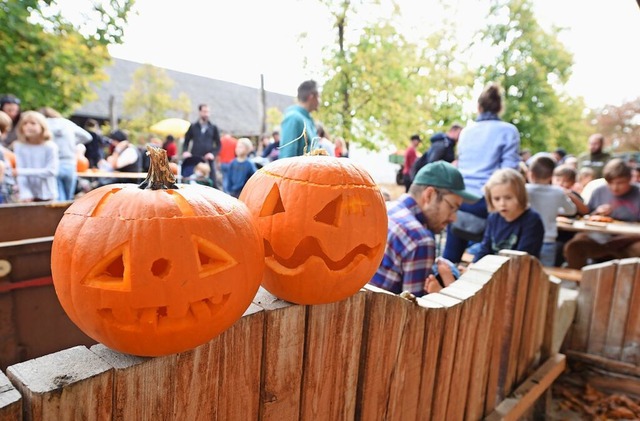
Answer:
[
  {"xmin": 51, "ymin": 146, "xmax": 264, "ymax": 356},
  {"xmin": 239, "ymin": 155, "xmax": 387, "ymax": 304}
]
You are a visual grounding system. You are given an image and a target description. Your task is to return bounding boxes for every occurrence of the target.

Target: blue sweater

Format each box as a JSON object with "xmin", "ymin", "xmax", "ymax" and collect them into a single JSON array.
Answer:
[
  {"xmin": 473, "ymin": 208, "xmax": 544, "ymax": 262},
  {"xmin": 279, "ymin": 105, "xmax": 317, "ymax": 158},
  {"xmin": 457, "ymin": 117, "xmax": 520, "ymax": 196},
  {"xmin": 224, "ymin": 158, "xmax": 256, "ymax": 197}
]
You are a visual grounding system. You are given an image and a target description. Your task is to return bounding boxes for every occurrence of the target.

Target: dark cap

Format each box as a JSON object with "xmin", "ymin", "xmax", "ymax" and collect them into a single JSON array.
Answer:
[
  {"xmin": 413, "ymin": 161, "xmax": 480, "ymax": 203},
  {"xmin": 109, "ymin": 129, "xmax": 128, "ymax": 142}
]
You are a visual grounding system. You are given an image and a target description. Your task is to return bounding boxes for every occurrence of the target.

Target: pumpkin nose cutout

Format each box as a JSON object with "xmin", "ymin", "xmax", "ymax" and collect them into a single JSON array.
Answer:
[
  {"xmin": 314, "ymin": 195, "xmax": 342, "ymax": 227},
  {"xmin": 259, "ymin": 183, "xmax": 285, "ymax": 217},
  {"xmin": 151, "ymin": 258, "xmax": 171, "ymax": 278}
]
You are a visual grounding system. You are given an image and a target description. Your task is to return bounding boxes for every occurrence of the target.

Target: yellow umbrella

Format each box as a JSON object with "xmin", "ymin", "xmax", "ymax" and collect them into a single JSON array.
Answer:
[{"xmin": 149, "ymin": 118, "xmax": 191, "ymax": 137}]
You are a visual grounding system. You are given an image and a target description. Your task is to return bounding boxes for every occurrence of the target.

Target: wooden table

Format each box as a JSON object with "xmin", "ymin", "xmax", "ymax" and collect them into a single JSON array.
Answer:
[
  {"xmin": 77, "ymin": 170, "xmax": 148, "ymax": 179},
  {"xmin": 557, "ymin": 216, "xmax": 640, "ymax": 236}
]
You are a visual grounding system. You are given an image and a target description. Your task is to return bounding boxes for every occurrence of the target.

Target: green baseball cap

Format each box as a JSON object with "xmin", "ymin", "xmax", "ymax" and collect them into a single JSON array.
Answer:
[{"xmin": 413, "ymin": 161, "xmax": 480, "ymax": 203}]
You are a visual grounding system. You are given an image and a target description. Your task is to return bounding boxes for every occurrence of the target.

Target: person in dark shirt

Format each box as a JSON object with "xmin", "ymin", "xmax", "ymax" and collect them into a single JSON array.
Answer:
[
  {"xmin": 183, "ymin": 104, "xmax": 221, "ymax": 187},
  {"xmin": 473, "ymin": 168, "xmax": 544, "ymax": 262}
]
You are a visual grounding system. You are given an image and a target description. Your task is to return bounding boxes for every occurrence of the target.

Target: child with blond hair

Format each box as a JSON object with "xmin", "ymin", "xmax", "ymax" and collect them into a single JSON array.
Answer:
[
  {"xmin": 190, "ymin": 162, "xmax": 214, "ymax": 187},
  {"xmin": 224, "ymin": 137, "xmax": 257, "ymax": 197},
  {"xmin": 473, "ymin": 168, "xmax": 544, "ymax": 262},
  {"xmin": 13, "ymin": 111, "xmax": 59, "ymax": 202}
]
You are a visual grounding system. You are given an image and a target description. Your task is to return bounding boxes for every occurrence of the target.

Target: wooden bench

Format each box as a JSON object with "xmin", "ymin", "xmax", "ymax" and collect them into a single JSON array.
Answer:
[
  {"xmin": 563, "ymin": 258, "xmax": 640, "ymax": 397},
  {"xmin": 0, "ymin": 252, "xmax": 567, "ymax": 420}
]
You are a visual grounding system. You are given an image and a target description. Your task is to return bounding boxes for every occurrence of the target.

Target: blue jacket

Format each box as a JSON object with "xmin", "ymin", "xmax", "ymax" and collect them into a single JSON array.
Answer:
[
  {"xmin": 279, "ymin": 105, "xmax": 317, "ymax": 158},
  {"xmin": 457, "ymin": 116, "xmax": 520, "ymax": 196}
]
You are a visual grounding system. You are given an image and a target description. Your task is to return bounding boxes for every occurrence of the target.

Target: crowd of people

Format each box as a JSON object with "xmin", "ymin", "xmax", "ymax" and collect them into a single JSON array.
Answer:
[
  {"xmin": 372, "ymin": 82, "xmax": 640, "ymax": 297},
  {"xmin": 2, "ymin": 79, "xmax": 639, "ymax": 291}
]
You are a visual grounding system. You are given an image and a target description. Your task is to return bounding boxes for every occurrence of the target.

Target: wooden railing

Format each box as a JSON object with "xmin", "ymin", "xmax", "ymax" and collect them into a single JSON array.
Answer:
[
  {"xmin": 563, "ymin": 257, "xmax": 640, "ymax": 396},
  {"xmin": 0, "ymin": 252, "xmax": 565, "ymax": 421}
]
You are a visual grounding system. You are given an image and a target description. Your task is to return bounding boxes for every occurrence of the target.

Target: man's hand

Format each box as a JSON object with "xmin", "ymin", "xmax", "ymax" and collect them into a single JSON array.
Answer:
[
  {"xmin": 182, "ymin": 151, "xmax": 192, "ymax": 159},
  {"xmin": 204, "ymin": 152, "xmax": 214, "ymax": 161}
]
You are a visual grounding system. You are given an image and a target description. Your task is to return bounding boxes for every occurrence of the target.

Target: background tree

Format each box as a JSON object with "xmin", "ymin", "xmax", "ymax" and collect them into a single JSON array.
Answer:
[
  {"xmin": 120, "ymin": 64, "xmax": 191, "ymax": 142},
  {"xmin": 476, "ymin": 0, "xmax": 588, "ymax": 154},
  {"xmin": 317, "ymin": 0, "xmax": 472, "ymax": 150},
  {"xmin": 0, "ymin": 0, "xmax": 133, "ymax": 114},
  {"xmin": 591, "ymin": 97, "xmax": 640, "ymax": 152}
]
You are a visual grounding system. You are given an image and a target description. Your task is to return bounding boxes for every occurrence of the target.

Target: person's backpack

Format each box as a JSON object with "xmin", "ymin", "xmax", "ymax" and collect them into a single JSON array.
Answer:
[{"xmin": 410, "ymin": 152, "xmax": 430, "ymax": 180}]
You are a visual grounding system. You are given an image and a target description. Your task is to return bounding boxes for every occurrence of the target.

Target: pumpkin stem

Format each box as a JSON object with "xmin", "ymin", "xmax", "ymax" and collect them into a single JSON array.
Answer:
[{"xmin": 139, "ymin": 145, "xmax": 178, "ymax": 190}]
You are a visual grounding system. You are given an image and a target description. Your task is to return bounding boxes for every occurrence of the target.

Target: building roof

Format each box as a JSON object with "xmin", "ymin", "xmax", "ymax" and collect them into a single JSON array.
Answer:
[{"xmin": 72, "ymin": 58, "xmax": 295, "ymax": 137}]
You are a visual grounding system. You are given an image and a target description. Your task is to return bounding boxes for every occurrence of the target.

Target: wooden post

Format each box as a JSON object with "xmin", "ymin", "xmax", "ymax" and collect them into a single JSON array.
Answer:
[
  {"xmin": 423, "ymin": 292, "xmax": 462, "ymax": 421},
  {"xmin": 299, "ymin": 292, "xmax": 365, "ymax": 420},
  {"xmin": 357, "ymin": 286, "xmax": 426, "ymax": 420},
  {"xmin": 90, "ymin": 344, "xmax": 175, "ymax": 420},
  {"xmin": 215, "ymin": 304, "xmax": 264, "ymax": 420},
  {"xmin": 621, "ymin": 259, "xmax": 640, "ymax": 365},
  {"xmin": 587, "ymin": 262, "xmax": 617, "ymax": 356},
  {"xmin": 253, "ymin": 288, "xmax": 305, "ymax": 421},
  {"xmin": 0, "ymin": 371, "xmax": 21, "ymax": 421},
  {"xmin": 416, "ymin": 296, "xmax": 445, "ymax": 420},
  {"xmin": 605, "ymin": 259, "xmax": 638, "ymax": 361},
  {"xmin": 7, "ymin": 346, "xmax": 112, "ymax": 420}
]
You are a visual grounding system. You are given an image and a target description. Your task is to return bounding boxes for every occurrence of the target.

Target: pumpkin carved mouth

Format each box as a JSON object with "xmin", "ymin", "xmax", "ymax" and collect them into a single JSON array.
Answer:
[
  {"xmin": 263, "ymin": 237, "xmax": 381, "ymax": 273},
  {"xmin": 97, "ymin": 293, "xmax": 231, "ymax": 329}
]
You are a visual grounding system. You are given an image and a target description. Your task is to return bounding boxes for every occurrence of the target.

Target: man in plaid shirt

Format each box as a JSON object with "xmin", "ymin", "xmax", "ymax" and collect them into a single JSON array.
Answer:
[{"xmin": 370, "ymin": 161, "xmax": 480, "ymax": 296}]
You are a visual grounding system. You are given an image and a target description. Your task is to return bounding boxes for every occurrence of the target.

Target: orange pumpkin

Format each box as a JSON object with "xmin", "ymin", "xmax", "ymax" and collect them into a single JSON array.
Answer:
[
  {"xmin": 76, "ymin": 155, "xmax": 90, "ymax": 172},
  {"xmin": 239, "ymin": 155, "xmax": 387, "ymax": 305},
  {"xmin": 51, "ymin": 146, "xmax": 264, "ymax": 356}
]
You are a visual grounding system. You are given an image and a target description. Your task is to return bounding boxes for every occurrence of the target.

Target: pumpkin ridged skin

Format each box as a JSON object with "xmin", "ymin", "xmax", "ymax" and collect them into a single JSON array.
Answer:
[
  {"xmin": 52, "ymin": 147, "xmax": 264, "ymax": 356},
  {"xmin": 239, "ymin": 155, "xmax": 387, "ymax": 305}
]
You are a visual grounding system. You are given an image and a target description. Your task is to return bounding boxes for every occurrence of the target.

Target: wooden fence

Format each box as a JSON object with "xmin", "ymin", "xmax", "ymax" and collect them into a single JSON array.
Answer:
[
  {"xmin": 564, "ymin": 257, "xmax": 640, "ymax": 397},
  {"xmin": 0, "ymin": 251, "xmax": 565, "ymax": 421}
]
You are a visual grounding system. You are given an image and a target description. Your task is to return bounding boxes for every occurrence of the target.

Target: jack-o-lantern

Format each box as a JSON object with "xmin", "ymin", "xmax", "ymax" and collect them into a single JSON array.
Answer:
[
  {"xmin": 239, "ymin": 154, "xmax": 387, "ymax": 304},
  {"xmin": 51, "ymin": 146, "xmax": 264, "ymax": 356}
]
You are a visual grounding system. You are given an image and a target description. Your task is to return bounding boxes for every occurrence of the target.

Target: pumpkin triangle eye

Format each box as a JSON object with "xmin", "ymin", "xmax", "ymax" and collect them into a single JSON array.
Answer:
[
  {"xmin": 314, "ymin": 195, "xmax": 342, "ymax": 226},
  {"xmin": 194, "ymin": 236, "xmax": 238, "ymax": 278},
  {"xmin": 83, "ymin": 244, "xmax": 130, "ymax": 290},
  {"xmin": 259, "ymin": 183, "xmax": 285, "ymax": 217}
]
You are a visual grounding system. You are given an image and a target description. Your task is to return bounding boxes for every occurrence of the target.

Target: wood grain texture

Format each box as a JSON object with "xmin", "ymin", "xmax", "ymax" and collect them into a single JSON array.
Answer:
[
  {"xmin": 604, "ymin": 259, "xmax": 636, "ymax": 360},
  {"xmin": 300, "ymin": 292, "xmax": 365, "ymax": 420},
  {"xmin": 587, "ymin": 263, "xmax": 617, "ymax": 356},
  {"xmin": 253, "ymin": 288, "xmax": 306, "ymax": 421},
  {"xmin": 8, "ymin": 346, "xmax": 112, "ymax": 421},
  {"xmin": 0, "ymin": 370, "xmax": 21, "ymax": 421},
  {"xmin": 620, "ymin": 259, "xmax": 640, "ymax": 365}
]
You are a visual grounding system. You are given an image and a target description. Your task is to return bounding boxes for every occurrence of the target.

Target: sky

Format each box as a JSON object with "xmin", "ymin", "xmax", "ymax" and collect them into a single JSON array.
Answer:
[{"xmin": 58, "ymin": 0, "xmax": 640, "ymax": 109}]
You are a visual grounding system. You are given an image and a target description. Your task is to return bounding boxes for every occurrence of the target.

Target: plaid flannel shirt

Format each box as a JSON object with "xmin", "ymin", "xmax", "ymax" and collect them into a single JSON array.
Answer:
[{"xmin": 370, "ymin": 194, "xmax": 436, "ymax": 297}]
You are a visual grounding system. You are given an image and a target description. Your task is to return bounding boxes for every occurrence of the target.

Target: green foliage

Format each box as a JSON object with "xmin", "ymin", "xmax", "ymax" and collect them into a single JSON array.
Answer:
[
  {"xmin": 119, "ymin": 64, "xmax": 192, "ymax": 143},
  {"xmin": 477, "ymin": 0, "xmax": 589, "ymax": 154},
  {"xmin": 0, "ymin": 0, "xmax": 133, "ymax": 114},
  {"xmin": 266, "ymin": 107, "xmax": 283, "ymax": 134}
]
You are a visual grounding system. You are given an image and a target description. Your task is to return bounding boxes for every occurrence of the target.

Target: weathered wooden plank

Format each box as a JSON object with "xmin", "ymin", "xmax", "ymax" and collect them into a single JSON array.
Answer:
[
  {"xmin": 463, "ymin": 270, "xmax": 498, "ymax": 421},
  {"xmin": 570, "ymin": 261, "xmax": 606, "ymax": 351},
  {"xmin": 604, "ymin": 259, "xmax": 636, "ymax": 360},
  {"xmin": 253, "ymin": 288, "xmax": 305, "ymax": 421},
  {"xmin": 215, "ymin": 303, "xmax": 264, "ymax": 421},
  {"xmin": 484, "ymin": 261, "xmax": 510, "ymax": 416},
  {"xmin": 0, "ymin": 294, "xmax": 18, "ymax": 371},
  {"xmin": 7, "ymin": 345, "xmax": 112, "ymax": 421},
  {"xmin": 517, "ymin": 259, "xmax": 546, "ymax": 382},
  {"xmin": 91, "ymin": 344, "xmax": 175, "ymax": 420},
  {"xmin": 541, "ymin": 275, "xmax": 561, "ymax": 361},
  {"xmin": 424, "ymin": 292, "xmax": 462, "ymax": 421},
  {"xmin": 357, "ymin": 286, "xmax": 425, "ymax": 421},
  {"xmin": 415, "ymin": 296, "xmax": 445, "ymax": 420},
  {"xmin": 300, "ymin": 292, "xmax": 365, "ymax": 420},
  {"xmin": 621, "ymin": 259, "xmax": 640, "ymax": 365},
  {"xmin": 172, "ymin": 340, "xmax": 220, "ymax": 420},
  {"xmin": 485, "ymin": 353, "xmax": 566, "ymax": 421},
  {"xmin": 0, "ymin": 370, "xmax": 21, "ymax": 421},
  {"xmin": 0, "ymin": 201, "xmax": 70, "ymax": 243},
  {"xmin": 587, "ymin": 262, "xmax": 617, "ymax": 356},
  {"xmin": 441, "ymin": 280, "xmax": 483, "ymax": 420},
  {"xmin": 502, "ymin": 254, "xmax": 531, "ymax": 399}
]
